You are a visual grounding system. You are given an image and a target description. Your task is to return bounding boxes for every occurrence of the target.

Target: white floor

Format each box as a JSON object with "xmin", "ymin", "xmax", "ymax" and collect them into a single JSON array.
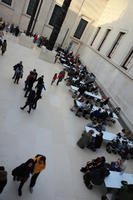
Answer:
[{"xmin": 0, "ymin": 34, "xmax": 133, "ymax": 200}]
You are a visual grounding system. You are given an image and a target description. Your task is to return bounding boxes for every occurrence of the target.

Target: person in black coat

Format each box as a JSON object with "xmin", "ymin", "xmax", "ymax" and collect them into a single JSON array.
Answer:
[
  {"xmin": 32, "ymin": 94, "xmax": 42, "ymax": 110},
  {"xmin": 24, "ymin": 74, "xmax": 35, "ymax": 97},
  {"xmin": 83, "ymin": 166, "xmax": 110, "ymax": 189},
  {"xmin": 95, "ymin": 132, "xmax": 103, "ymax": 149},
  {"xmin": 0, "ymin": 166, "xmax": 7, "ymax": 194},
  {"xmin": 12, "ymin": 61, "xmax": 23, "ymax": 79},
  {"xmin": 12, "ymin": 159, "xmax": 34, "ymax": 196},
  {"xmin": 36, "ymin": 75, "xmax": 44, "ymax": 86},
  {"xmin": 21, "ymin": 90, "xmax": 36, "ymax": 113}
]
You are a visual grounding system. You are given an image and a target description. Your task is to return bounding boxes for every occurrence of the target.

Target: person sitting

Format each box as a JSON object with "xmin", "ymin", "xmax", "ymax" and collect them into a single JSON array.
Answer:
[
  {"xmin": 90, "ymin": 108, "xmax": 101, "ymax": 121},
  {"xmin": 82, "ymin": 104, "xmax": 93, "ymax": 118},
  {"xmin": 78, "ymin": 85, "xmax": 87, "ymax": 96},
  {"xmin": 119, "ymin": 141, "xmax": 129, "ymax": 159},
  {"xmin": 95, "ymin": 122, "xmax": 106, "ymax": 132},
  {"xmin": 99, "ymin": 109, "xmax": 109, "ymax": 122},
  {"xmin": 122, "ymin": 129, "xmax": 132, "ymax": 138},
  {"xmin": 80, "ymin": 157, "xmax": 105, "ymax": 173},
  {"xmin": 113, "ymin": 107, "xmax": 121, "ymax": 116},
  {"xmin": 110, "ymin": 158, "xmax": 121, "ymax": 172},
  {"xmin": 94, "ymin": 132, "xmax": 103, "ymax": 149},
  {"xmin": 70, "ymin": 96, "xmax": 85, "ymax": 112},
  {"xmin": 77, "ymin": 130, "xmax": 94, "ymax": 149},
  {"xmin": 100, "ymin": 97, "xmax": 110, "ymax": 107},
  {"xmin": 83, "ymin": 166, "xmax": 110, "ymax": 189},
  {"xmin": 110, "ymin": 157, "xmax": 127, "ymax": 173},
  {"xmin": 75, "ymin": 100, "xmax": 90, "ymax": 117}
]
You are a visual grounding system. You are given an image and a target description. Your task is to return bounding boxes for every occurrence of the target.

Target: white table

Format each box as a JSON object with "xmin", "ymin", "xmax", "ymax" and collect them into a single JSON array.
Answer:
[
  {"xmin": 70, "ymin": 85, "xmax": 79, "ymax": 92},
  {"xmin": 72, "ymin": 78, "xmax": 77, "ymax": 81},
  {"xmin": 112, "ymin": 112, "xmax": 119, "ymax": 119},
  {"xmin": 104, "ymin": 171, "xmax": 133, "ymax": 189},
  {"xmin": 63, "ymin": 64, "xmax": 70, "ymax": 68},
  {"xmin": 85, "ymin": 127, "xmax": 116, "ymax": 141},
  {"xmin": 80, "ymin": 81, "xmax": 85, "ymax": 85},
  {"xmin": 61, "ymin": 58, "xmax": 66, "ymax": 62},
  {"xmin": 84, "ymin": 91, "xmax": 102, "ymax": 100},
  {"xmin": 76, "ymin": 100, "xmax": 83, "ymax": 108}
]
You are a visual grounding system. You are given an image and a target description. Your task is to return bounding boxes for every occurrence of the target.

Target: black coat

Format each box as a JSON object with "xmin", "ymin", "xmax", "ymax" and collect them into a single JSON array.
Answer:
[
  {"xmin": 12, "ymin": 159, "xmax": 34, "ymax": 180},
  {"xmin": 27, "ymin": 90, "xmax": 35, "ymax": 104},
  {"xmin": 95, "ymin": 135, "xmax": 103, "ymax": 148},
  {"xmin": 84, "ymin": 167, "xmax": 109, "ymax": 186}
]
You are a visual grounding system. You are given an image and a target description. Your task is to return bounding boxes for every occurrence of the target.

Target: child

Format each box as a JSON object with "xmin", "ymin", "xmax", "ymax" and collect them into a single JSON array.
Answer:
[{"xmin": 51, "ymin": 73, "xmax": 57, "ymax": 85}]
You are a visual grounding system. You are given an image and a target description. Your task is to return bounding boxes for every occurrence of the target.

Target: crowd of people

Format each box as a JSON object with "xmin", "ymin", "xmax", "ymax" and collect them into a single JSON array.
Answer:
[
  {"xmin": 54, "ymin": 47, "xmax": 133, "ymax": 198},
  {"xmin": 0, "ymin": 17, "xmax": 133, "ymax": 199}
]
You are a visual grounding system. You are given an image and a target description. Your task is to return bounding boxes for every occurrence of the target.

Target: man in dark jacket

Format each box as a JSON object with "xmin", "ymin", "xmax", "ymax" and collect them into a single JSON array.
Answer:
[
  {"xmin": 21, "ymin": 90, "xmax": 35, "ymax": 113},
  {"xmin": 0, "ymin": 166, "xmax": 7, "ymax": 194},
  {"xmin": 24, "ymin": 73, "xmax": 35, "ymax": 97},
  {"xmin": 95, "ymin": 132, "xmax": 103, "ymax": 149},
  {"xmin": 12, "ymin": 61, "xmax": 23, "ymax": 79}
]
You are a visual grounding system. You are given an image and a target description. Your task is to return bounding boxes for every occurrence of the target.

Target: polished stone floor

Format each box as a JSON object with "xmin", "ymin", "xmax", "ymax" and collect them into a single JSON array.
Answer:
[{"xmin": 0, "ymin": 34, "xmax": 133, "ymax": 200}]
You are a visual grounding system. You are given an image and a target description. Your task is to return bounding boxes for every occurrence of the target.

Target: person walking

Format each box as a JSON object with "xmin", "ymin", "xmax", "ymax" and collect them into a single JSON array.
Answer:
[
  {"xmin": 24, "ymin": 71, "xmax": 33, "ymax": 91},
  {"xmin": 24, "ymin": 73, "xmax": 35, "ymax": 97},
  {"xmin": 14, "ymin": 65, "xmax": 23, "ymax": 84},
  {"xmin": 21, "ymin": 89, "xmax": 36, "ymax": 113},
  {"xmin": 32, "ymin": 69, "xmax": 38, "ymax": 81},
  {"xmin": 36, "ymin": 81, "xmax": 46, "ymax": 97},
  {"xmin": 12, "ymin": 61, "xmax": 23, "ymax": 79},
  {"xmin": 0, "ymin": 166, "xmax": 7, "ymax": 194},
  {"xmin": 32, "ymin": 94, "xmax": 42, "ymax": 110},
  {"xmin": 29, "ymin": 155, "xmax": 46, "ymax": 193},
  {"xmin": 12, "ymin": 159, "xmax": 34, "ymax": 196},
  {"xmin": 51, "ymin": 73, "xmax": 57, "ymax": 85},
  {"xmin": 36, "ymin": 75, "xmax": 44, "ymax": 86},
  {"xmin": 56, "ymin": 70, "xmax": 65, "ymax": 86},
  {"xmin": 1, "ymin": 40, "xmax": 7, "ymax": 55}
]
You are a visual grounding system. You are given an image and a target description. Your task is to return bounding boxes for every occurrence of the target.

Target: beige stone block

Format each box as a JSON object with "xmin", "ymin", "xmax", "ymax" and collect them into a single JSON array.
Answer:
[
  {"xmin": 39, "ymin": 46, "xmax": 56, "ymax": 63},
  {"xmin": 18, "ymin": 34, "xmax": 34, "ymax": 49}
]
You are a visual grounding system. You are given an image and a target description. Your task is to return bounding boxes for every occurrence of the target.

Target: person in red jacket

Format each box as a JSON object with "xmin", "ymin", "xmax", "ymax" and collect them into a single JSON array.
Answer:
[
  {"xmin": 51, "ymin": 73, "xmax": 57, "ymax": 85},
  {"xmin": 56, "ymin": 70, "xmax": 65, "ymax": 86},
  {"xmin": 33, "ymin": 34, "xmax": 38, "ymax": 43}
]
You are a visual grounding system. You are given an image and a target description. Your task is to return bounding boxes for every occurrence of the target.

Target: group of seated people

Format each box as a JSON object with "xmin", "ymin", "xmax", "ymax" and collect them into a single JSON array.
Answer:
[
  {"xmin": 106, "ymin": 131, "xmax": 133, "ymax": 159},
  {"xmin": 80, "ymin": 156, "xmax": 127, "ymax": 189},
  {"xmin": 58, "ymin": 50, "xmax": 120, "ymax": 127},
  {"xmin": 81, "ymin": 157, "xmax": 110, "ymax": 189},
  {"xmin": 70, "ymin": 93, "xmax": 115, "ymax": 126},
  {"xmin": 77, "ymin": 129, "xmax": 103, "ymax": 151}
]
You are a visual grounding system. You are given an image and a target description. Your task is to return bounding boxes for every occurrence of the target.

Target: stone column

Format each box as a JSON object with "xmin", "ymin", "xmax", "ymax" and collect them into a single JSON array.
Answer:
[{"xmin": 47, "ymin": 0, "xmax": 72, "ymax": 51}]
